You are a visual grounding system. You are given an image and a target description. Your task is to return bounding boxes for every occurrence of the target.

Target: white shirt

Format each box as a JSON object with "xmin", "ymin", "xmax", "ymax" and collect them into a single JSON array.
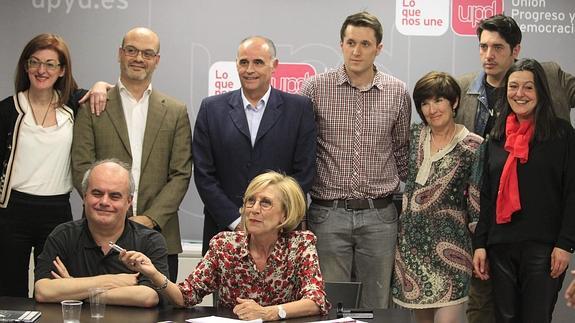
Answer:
[
  {"xmin": 118, "ymin": 79, "xmax": 152, "ymax": 215},
  {"xmin": 11, "ymin": 91, "xmax": 74, "ymax": 195},
  {"xmin": 241, "ymin": 86, "xmax": 271, "ymax": 146}
]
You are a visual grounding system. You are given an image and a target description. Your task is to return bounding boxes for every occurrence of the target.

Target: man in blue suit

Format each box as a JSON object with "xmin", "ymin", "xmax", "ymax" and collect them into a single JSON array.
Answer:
[{"xmin": 193, "ymin": 36, "xmax": 317, "ymax": 253}]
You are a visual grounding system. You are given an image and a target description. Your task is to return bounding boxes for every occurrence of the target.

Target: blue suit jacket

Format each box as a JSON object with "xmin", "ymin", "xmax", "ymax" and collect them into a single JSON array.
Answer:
[{"xmin": 193, "ymin": 87, "xmax": 317, "ymax": 252}]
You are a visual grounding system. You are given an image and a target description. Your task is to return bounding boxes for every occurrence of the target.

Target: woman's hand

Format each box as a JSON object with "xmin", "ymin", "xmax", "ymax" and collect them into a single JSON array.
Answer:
[
  {"xmin": 550, "ymin": 247, "xmax": 571, "ymax": 279},
  {"xmin": 473, "ymin": 248, "xmax": 490, "ymax": 280},
  {"xmin": 233, "ymin": 298, "xmax": 276, "ymax": 321},
  {"xmin": 78, "ymin": 81, "xmax": 112, "ymax": 115},
  {"xmin": 119, "ymin": 250, "xmax": 158, "ymax": 278}
]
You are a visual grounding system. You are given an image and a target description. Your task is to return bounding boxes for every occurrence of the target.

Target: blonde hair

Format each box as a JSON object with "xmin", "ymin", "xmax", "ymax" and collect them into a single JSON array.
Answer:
[{"xmin": 240, "ymin": 171, "xmax": 306, "ymax": 232}]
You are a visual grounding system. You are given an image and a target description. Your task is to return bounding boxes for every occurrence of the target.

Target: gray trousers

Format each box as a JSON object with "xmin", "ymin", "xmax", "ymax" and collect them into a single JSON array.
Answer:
[{"xmin": 308, "ymin": 201, "xmax": 397, "ymax": 308}]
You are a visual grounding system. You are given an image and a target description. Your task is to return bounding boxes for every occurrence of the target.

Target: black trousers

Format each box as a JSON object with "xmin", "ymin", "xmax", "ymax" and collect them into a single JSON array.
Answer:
[
  {"xmin": 489, "ymin": 242, "xmax": 566, "ymax": 323},
  {"xmin": 168, "ymin": 254, "xmax": 178, "ymax": 282},
  {"xmin": 0, "ymin": 190, "xmax": 72, "ymax": 297}
]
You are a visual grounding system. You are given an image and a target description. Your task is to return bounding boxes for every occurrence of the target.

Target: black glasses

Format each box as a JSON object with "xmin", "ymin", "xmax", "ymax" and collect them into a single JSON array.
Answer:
[
  {"xmin": 27, "ymin": 58, "xmax": 61, "ymax": 71},
  {"xmin": 244, "ymin": 197, "xmax": 274, "ymax": 210},
  {"xmin": 121, "ymin": 46, "xmax": 158, "ymax": 60}
]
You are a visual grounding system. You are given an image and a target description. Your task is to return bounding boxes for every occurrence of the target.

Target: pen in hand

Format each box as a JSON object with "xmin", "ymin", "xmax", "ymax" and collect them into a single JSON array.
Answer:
[{"xmin": 109, "ymin": 241, "xmax": 126, "ymax": 253}]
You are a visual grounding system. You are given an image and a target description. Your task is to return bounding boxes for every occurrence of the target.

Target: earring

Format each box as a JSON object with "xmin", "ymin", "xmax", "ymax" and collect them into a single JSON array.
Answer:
[{"xmin": 452, "ymin": 108, "xmax": 457, "ymax": 118}]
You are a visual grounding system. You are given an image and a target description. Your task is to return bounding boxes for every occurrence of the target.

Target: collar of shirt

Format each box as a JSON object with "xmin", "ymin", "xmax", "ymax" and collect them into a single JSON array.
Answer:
[
  {"xmin": 468, "ymin": 70, "xmax": 487, "ymax": 95},
  {"xmin": 416, "ymin": 124, "xmax": 469, "ymax": 185},
  {"xmin": 237, "ymin": 231, "xmax": 285, "ymax": 264},
  {"xmin": 117, "ymin": 78, "xmax": 153, "ymax": 101},
  {"xmin": 241, "ymin": 86, "xmax": 272, "ymax": 111},
  {"xmin": 336, "ymin": 64, "xmax": 384, "ymax": 91},
  {"xmin": 80, "ymin": 218, "xmax": 132, "ymax": 252},
  {"xmin": 18, "ymin": 90, "xmax": 74, "ymax": 126},
  {"xmin": 241, "ymin": 86, "xmax": 272, "ymax": 146}
]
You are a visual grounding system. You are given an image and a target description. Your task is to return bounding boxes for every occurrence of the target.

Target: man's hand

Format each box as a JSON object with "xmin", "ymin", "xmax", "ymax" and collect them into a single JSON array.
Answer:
[
  {"xmin": 78, "ymin": 81, "xmax": 112, "ymax": 116},
  {"xmin": 550, "ymin": 247, "xmax": 571, "ymax": 278},
  {"xmin": 473, "ymin": 248, "xmax": 490, "ymax": 280},
  {"xmin": 50, "ymin": 256, "xmax": 72, "ymax": 279},
  {"xmin": 101, "ymin": 273, "xmax": 140, "ymax": 290},
  {"xmin": 233, "ymin": 298, "xmax": 276, "ymax": 321},
  {"xmin": 129, "ymin": 215, "xmax": 155, "ymax": 229}
]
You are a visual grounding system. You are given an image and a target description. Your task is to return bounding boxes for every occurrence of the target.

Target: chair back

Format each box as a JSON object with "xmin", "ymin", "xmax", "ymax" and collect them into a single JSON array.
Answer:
[{"xmin": 324, "ymin": 281, "xmax": 362, "ymax": 308}]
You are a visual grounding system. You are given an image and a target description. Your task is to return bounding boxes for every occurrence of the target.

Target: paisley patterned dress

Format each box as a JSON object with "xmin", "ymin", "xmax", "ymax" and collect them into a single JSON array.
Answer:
[{"xmin": 392, "ymin": 123, "xmax": 483, "ymax": 308}]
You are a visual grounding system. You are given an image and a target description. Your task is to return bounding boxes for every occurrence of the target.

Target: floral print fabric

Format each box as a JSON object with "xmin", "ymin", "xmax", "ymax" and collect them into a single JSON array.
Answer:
[{"xmin": 178, "ymin": 230, "xmax": 329, "ymax": 314}]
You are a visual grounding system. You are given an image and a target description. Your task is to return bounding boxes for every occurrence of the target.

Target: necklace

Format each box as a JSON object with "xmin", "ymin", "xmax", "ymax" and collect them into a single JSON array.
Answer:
[
  {"xmin": 27, "ymin": 91, "xmax": 54, "ymax": 127},
  {"xmin": 430, "ymin": 125, "xmax": 456, "ymax": 153}
]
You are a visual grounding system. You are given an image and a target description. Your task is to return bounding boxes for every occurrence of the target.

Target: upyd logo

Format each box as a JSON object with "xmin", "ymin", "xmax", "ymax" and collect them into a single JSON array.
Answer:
[
  {"xmin": 32, "ymin": 0, "xmax": 128, "ymax": 14},
  {"xmin": 270, "ymin": 63, "xmax": 316, "ymax": 94},
  {"xmin": 452, "ymin": 0, "xmax": 503, "ymax": 35}
]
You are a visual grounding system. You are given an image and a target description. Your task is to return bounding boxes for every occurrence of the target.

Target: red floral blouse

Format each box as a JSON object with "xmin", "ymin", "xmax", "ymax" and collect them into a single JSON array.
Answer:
[{"xmin": 178, "ymin": 230, "xmax": 329, "ymax": 315}]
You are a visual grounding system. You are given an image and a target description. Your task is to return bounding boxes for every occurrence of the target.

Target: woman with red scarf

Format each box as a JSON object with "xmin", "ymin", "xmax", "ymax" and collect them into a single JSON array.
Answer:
[{"xmin": 473, "ymin": 58, "xmax": 575, "ymax": 323}]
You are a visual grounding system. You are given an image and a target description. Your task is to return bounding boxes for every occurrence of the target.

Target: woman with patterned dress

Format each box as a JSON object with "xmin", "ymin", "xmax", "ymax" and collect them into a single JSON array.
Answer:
[
  {"xmin": 392, "ymin": 71, "xmax": 483, "ymax": 323},
  {"xmin": 120, "ymin": 171, "xmax": 329, "ymax": 321}
]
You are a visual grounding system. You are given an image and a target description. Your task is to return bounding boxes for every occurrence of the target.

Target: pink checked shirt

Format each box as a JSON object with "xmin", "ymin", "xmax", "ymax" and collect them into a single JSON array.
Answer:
[{"xmin": 300, "ymin": 65, "xmax": 411, "ymax": 200}]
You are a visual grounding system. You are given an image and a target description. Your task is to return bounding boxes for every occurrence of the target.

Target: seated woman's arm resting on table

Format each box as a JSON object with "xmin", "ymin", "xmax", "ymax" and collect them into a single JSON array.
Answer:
[
  {"xmin": 233, "ymin": 298, "xmax": 319, "ymax": 321},
  {"xmin": 120, "ymin": 244, "xmax": 323, "ymax": 321},
  {"xmin": 120, "ymin": 250, "xmax": 185, "ymax": 307}
]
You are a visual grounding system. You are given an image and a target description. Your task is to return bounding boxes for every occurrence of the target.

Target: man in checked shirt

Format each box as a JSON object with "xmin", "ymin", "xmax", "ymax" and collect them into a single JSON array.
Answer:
[{"xmin": 300, "ymin": 11, "xmax": 411, "ymax": 308}]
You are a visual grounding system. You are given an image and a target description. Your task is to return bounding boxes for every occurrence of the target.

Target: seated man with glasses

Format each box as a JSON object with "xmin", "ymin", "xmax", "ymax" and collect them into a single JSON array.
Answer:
[
  {"xmin": 71, "ymin": 27, "xmax": 192, "ymax": 284},
  {"xmin": 118, "ymin": 171, "xmax": 330, "ymax": 321}
]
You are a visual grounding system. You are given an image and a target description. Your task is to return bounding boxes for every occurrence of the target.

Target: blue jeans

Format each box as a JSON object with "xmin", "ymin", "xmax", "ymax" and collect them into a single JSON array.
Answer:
[{"xmin": 308, "ymin": 201, "xmax": 398, "ymax": 308}]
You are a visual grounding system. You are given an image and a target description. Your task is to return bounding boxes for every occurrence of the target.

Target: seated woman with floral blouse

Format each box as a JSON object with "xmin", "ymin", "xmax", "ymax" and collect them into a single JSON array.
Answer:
[{"xmin": 120, "ymin": 171, "xmax": 329, "ymax": 321}]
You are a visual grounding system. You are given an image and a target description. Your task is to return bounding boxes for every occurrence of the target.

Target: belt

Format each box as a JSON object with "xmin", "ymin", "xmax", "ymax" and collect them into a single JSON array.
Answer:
[{"xmin": 312, "ymin": 197, "xmax": 392, "ymax": 210}]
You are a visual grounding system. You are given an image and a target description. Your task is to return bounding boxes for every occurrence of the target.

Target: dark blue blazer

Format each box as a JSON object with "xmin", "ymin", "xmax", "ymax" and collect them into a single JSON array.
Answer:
[{"xmin": 192, "ymin": 87, "xmax": 316, "ymax": 253}]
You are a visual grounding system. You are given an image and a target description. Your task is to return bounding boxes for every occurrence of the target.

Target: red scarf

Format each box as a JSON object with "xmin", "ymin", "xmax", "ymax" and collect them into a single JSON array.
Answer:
[{"xmin": 496, "ymin": 114, "xmax": 534, "ymax": 224}]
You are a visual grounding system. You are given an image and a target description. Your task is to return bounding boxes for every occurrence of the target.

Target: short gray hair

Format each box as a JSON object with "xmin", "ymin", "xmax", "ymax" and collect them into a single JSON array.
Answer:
[
  {"xmin": 238, "ymin": 36, "xmax": 277, "ymax": 59},
  {"xmin": 81, "ymin": 158, "xmax": 135, "ymax": 196}
]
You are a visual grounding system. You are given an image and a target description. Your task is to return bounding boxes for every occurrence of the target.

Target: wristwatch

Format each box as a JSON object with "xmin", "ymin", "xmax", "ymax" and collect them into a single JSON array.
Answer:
[
  {"xmin": 277, "ymin": 305, "xmax": 286, "ymax": 319},
  {"xmin": 154, "ymin": 274, "xmax": 169, "ymax": 291}
]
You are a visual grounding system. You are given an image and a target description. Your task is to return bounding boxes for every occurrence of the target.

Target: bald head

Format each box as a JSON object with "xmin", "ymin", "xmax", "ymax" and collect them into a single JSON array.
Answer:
[
  {"xmin": 237, "ymin": 36, "xmax": 276, "ymax": 59},
  {"xmin": 82, "ymin": 159, "xmax": 134, "ymax": 230},
  {"xmin": 235, "ymin": 36, "xmax": 278, "ymax": 105},
  {"xmin": 81, "ymin": 159, "xmax": 134, "ymax": 196},
  {"xmin": 122, "ymin": 27, "xmax": 160, "ymax": 53}
]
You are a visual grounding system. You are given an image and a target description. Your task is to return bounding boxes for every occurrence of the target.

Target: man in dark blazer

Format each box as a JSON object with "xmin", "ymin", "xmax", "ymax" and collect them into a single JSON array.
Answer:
[
  {"xmin": 193, "ymin": 36, "xmax": 316, "ymax": 253},
  {"xmin": 72, "ymin": 27, "xmax": 192, "ymax": 282}
]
